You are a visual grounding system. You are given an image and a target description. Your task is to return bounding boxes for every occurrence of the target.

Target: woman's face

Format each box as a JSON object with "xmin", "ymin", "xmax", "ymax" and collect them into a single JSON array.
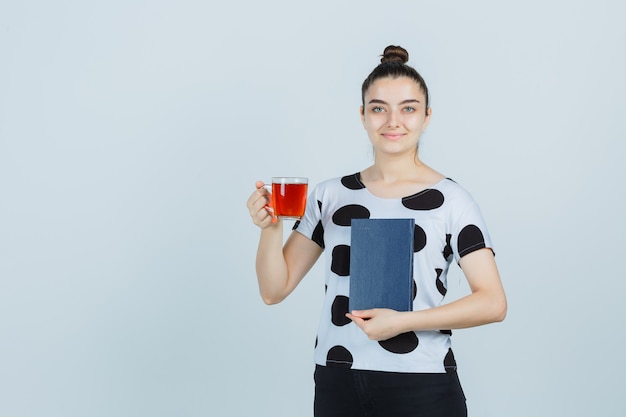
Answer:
[{"xmin": 360, "ymin": 76, "xmax": 431, "ymax": 157}]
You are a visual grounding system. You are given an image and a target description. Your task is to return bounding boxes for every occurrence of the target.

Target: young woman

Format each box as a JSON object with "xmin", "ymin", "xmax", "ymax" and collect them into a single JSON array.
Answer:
[{"xmin": 246, "ymin": 45, "xmax": 507, "ymax": 417}]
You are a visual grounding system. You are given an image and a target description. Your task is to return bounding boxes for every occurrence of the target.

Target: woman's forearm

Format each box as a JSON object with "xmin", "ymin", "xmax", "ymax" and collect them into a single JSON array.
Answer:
[{"xmin": 399, "ymin": 288, "xmax": 507, "ymax": 333}]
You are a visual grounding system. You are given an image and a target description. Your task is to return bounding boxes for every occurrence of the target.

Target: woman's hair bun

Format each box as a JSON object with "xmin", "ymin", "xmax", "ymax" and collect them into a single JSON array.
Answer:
[{"xmin": 380, "ymin": 45, "xmax": 409, "ymax": 64}]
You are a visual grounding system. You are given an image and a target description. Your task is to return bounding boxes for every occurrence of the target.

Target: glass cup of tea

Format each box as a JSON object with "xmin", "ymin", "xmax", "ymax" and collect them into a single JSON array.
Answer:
[{"xmin": 265, "ymin": 177, "xmax": 308, "ymax": 220}]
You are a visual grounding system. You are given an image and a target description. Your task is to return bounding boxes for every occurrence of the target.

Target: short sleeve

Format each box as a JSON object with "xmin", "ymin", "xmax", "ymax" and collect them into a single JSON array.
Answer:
[
  {"xmin": 449, "ymin": 191, "xmax": 493, "ymax": 263},
  {"xmin": 293, "ymin": 185, "xmax": 325, "ymax": 249}
]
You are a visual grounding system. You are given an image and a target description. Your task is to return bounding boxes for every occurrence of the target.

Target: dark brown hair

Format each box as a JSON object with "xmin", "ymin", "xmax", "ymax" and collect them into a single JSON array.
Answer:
[{"xmin": 361, "ymin": 45, "xmax": 430, "ymax": 114}]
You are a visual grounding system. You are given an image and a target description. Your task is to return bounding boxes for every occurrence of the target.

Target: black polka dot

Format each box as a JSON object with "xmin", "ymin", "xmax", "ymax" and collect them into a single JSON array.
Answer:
[
  {"xmin": 341, "ymin": 173, "xmax": 365, "ymax": 190},
  {"xmin": 440, "ymin": 329, "xmax": 452, "ymax": 335},
  {"xmin": 435, "ymin": 268, "xmax": 446, "ymax": 296},
  {"xmin": 442, "ymin": 234, "xmax": 453, "ymax": 260},
  {"xmin": 326, "ymin": 345, "xmax": 353, "ymax": 368},
  {"xmin": 311, "ymin": 221, "xmax": 325, "ymax": 249},
  {"xmin": 412, "ymin": 280, "xmax": 417, "ymax": 300},
  {"xmin": 413, "ymin": 224, "xmax": 427, "ymax": 252},
  {"xmin": 295, "ymin": 200, "xmax": 324, "ymax": 247},
  {"xmin": 331, "ymin": 245, "xmax": 351, "ymax": 276},
  {"xmin": 457, "ymin": 225, "xmax": 486, "ymax": 257},
  {"xmin": 378, "ymin": 332, "xmax": 419, "ymax": 354},
  {"xmin": 444, "ymin": 348, "xmax": 457, "ymax": 372},
  {"xmin": 402, "ymin": 189, "xmax": 444, "ymax": 211},
  {"xmin": 331, "ymin": 296, "xmax": 351, "ymax": 326},
  {"xmin": 332, "ymin": 204, "xmax": 370, "ymax": 226}
]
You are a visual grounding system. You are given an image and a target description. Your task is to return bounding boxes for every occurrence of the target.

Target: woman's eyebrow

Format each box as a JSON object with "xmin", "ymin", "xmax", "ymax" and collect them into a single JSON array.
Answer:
[
  {"xmin": 400, "ymin": 99, "xmax": 421, "ymax": 104},
  {"xmin": 367, "ymin": 99, "xmax": 421, "ymax": 105}
]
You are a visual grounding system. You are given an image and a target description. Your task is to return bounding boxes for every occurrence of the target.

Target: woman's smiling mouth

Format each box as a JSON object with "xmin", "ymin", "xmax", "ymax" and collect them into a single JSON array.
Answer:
[{"xmin": 382, "ymin": 132, "xmax": 405, "ymax": 140}]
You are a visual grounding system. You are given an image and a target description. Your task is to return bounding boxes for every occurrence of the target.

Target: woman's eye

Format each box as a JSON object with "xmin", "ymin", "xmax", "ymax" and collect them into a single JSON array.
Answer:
[
  {"xmin": 404, "ymin": 106, "xmax": 416, "ymax": 113},
  {"xmin": 372, "ymin": 106, "xmax": 384, "ymax": 113}
]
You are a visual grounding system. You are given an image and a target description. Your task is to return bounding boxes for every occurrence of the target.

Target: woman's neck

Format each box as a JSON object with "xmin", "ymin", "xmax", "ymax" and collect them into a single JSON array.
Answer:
[
  {"xmin": 365, "ymin": 152, "xmax": 425, "ymax": 182},
  {"xmin": 359, "ymin": 152, "xmax": 445, "ymax": 198}
]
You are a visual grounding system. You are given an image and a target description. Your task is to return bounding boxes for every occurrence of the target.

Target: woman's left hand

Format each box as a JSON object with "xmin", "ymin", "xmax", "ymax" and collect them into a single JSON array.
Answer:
[{"xmin": 346, "ymin": 309, "xmax": 406, "ymax": 341}]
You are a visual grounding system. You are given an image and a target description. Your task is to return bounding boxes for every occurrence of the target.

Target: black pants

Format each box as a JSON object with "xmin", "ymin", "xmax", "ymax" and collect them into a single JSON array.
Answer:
[{"xmin": 314, "ymin": 365, "xmax": 467, "ymax": 417}]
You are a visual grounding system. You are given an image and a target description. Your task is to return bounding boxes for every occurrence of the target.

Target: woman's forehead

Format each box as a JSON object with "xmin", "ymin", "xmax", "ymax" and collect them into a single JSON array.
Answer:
[{"xmin": 364, "ymin": 77, "xmax": 425, "ymax": 102}]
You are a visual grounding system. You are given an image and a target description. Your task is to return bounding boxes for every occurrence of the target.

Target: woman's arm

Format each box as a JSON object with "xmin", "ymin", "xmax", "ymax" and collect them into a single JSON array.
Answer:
[
  {"xmin": 247, "ymin": 182, "xmax": 323, "ymax": 305},
  {"xmin": 347, "ymin": 248, "xmax": 507, "ymax": 340}
]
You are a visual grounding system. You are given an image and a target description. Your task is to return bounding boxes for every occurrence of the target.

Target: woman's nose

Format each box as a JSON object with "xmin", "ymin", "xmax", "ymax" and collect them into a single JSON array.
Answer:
[{"xmin": 387, "ymin": 110, "xmax": 400, "ymax": 127}]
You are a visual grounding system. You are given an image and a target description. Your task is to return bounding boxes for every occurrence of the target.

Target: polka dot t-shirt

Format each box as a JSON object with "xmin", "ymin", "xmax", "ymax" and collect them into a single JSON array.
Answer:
[{"xmin": 293, "ymin": 173, "xmax": 493, "ymax": 373}]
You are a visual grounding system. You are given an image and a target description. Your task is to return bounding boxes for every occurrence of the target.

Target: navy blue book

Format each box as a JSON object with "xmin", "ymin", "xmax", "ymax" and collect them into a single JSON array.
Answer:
[{"xmin": 349, "ymin": 218, "xmax": 415, "ymax": 312}]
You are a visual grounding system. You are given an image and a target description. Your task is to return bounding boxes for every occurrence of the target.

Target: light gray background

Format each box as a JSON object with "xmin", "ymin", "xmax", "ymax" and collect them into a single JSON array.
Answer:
[{"xmin": 1, "ymin": 1, "xmax": 624, "ymax": 416}]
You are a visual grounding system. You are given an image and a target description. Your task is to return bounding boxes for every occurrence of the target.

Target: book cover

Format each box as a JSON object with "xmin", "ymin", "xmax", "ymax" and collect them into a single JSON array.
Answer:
[{"xmin": 349, "ymin": 218, "xmax": 415, "ymax": 312}]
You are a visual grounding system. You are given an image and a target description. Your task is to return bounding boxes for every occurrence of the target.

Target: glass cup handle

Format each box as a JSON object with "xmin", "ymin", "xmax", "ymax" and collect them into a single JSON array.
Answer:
[{"xmin": 261, "ymin": 183, "xmax": 278, "ymax": 223}]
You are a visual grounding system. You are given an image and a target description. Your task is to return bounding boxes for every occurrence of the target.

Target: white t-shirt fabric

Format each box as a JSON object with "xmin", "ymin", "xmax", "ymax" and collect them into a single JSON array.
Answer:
[{"xmin": 294, "ymin": 173, "xmax": 493, "ymax": 373}]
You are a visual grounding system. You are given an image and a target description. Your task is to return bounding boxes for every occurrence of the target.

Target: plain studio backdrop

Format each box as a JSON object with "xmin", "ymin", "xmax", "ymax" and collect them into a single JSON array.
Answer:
[{"xmin": 1, "ymin": 1, "xmax": 624, "ymax": 416}]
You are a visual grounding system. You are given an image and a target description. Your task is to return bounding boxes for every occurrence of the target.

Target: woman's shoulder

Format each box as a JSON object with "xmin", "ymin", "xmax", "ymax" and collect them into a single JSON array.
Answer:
[{"xmin": 435, "ymin": 177, "xmax": 481, "ymax": 206}]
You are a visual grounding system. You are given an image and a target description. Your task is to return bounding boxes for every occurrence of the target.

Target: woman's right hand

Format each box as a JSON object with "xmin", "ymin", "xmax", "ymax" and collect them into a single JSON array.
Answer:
[{"xmin": 246, "ymin": 181, "xmax": 278, "ymax": 229}]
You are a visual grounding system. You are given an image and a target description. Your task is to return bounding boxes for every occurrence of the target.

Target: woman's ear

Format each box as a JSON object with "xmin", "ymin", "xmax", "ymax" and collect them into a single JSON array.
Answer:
[
  {"xmin": 423, "ymin": 107, "xmax": 433, "ymax": 131},
  {"xmin": 360, "ymin": 106, "xmax": 366, "ymax": 128}
]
